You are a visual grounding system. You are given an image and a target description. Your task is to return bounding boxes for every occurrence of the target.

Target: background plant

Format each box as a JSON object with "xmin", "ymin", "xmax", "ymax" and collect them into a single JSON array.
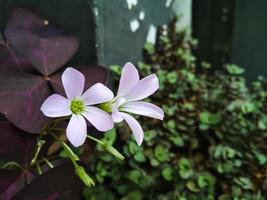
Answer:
[{"xmin": 84, "ymin": 18, "xmax": 267, "ymax": 200}]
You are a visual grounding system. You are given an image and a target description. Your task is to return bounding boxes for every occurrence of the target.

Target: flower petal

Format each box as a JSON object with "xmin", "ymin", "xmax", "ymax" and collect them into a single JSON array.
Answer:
[
  {"xmin": 125, "ymin": 74, "xmax": 159, "ymax": 101},
  {"xmin": 82, "ymin": 106, "xmax": 114, "ymax": 131},
  {"xmin": 62, "ymin": 67, "xmax": 85, "ymax": 100},
  {"xmin": 41, "ymin": 94, "xmax": 71, "ymax": 117},
  {"xmin": 117, "ymin": 62, "xmax": 139, "ymax": 96},
  {"xmin": 121, "ymin": 101, "xmax": 164, "ymax": 120},
  {"xmin": 120, "ymin": 112, "xmax": 143, "ymax": 146},
  {"xmin": 81, "ymin": 83, "xmax": 114, "ymax": 105},
  {"xmin": 66, "ymin": 115, "xmax": 87, "ymax": 147},
  {"xmin": 111, "ymin": 108, "xmax": 124, "ymax": 123}
]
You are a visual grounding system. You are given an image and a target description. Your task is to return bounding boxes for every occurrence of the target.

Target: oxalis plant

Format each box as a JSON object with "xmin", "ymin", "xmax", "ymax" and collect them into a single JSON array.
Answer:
[
  {"xmin": 86, "ymin": 18, "xmax": 267, "ymax": 200},
  {"xmin": 0, "ymin": 8, "xmax": 164, "ymax": 199}
]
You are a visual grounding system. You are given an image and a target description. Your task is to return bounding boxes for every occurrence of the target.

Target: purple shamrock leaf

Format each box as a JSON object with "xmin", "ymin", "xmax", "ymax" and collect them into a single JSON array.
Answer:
[
  {"xmin": 0, "ymin": 8, "xmax": 110, "ymax": 133},
  {"xmin": 4, "ymin": 8, "xmax": 79, "ymax": 76},
  {"xmin": 0, "ymin": 70, "xmax": 51, "ymax": 133},
  {"xmin": 0, "ymin": 121, "xmax": 37, "ymax": 165}
]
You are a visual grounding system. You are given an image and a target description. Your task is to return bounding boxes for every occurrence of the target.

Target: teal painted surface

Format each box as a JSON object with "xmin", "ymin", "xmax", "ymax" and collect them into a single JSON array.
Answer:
[
  {"xmin": 0, "ymin": 0, "xmax": 191, "ymax": 67},
  {"xmin": 231, "ymin": 0, "xmax": 267, "ymax": 80},
  {"xmin": 94, "ymin": 0, "xmax": 183, "ymax": 66}
]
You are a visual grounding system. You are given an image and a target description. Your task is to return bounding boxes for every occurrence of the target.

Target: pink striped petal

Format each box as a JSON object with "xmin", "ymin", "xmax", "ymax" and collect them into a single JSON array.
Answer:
[
  {"xmin": 66, "ymin": 115, "xmax": 87, "ymax": 147},
  {"xmin": 120, "ymin": 112, "xmax": 143, "ymax": 146},
  {"xmin": 81, "ymin": 83, "xmax": 114, "ymax": 105},
  {"xmin": 125, "ymin": 74, "xmax": 159, "ymax": 102},
  {"xmin": 41, "ymin": 94, "xmax": 71, "ymax": 117},
  {"xmin": 82, "ymin": 106, "xmax": 114, "ymax": 131},
  {"xmin": 121, "ymin": 101, "xmax": 164, "ymax": 120},
  {"xmin": 62, "ymin": 67, "xmax": 85, "ymax": 100},
  {"xmin": 117, "ymin": 62, "xmax": 139, "ymax": 96}
]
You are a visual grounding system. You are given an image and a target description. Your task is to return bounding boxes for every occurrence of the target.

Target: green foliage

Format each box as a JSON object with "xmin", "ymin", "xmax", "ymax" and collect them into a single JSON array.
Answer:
[{"xmin": 84, "ymin": 18, "xmax": 267, "ymax": 200}]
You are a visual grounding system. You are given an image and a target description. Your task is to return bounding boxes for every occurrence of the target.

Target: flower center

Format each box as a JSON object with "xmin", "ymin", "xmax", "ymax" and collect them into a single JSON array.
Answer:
[
  {"xmin": 98, "ymin": 97, "xmax": 127, "ymax": 113},
  {"xmin": 70, "ymin": 99, "xmax": 85, "ymax": 114},
  {"xmin": 99, "ymin": 102, "xmax": 113, "ymax": 113}
]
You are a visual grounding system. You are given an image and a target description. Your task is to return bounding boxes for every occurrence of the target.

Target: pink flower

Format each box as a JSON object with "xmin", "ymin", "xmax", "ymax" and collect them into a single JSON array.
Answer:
[
  {"xmin": 41, "ymin": 67, "xmax": 114, "ymax": 147},
  {"xmin": 103, "ymin": 62, "xmax": 164, "ymax": 145}
]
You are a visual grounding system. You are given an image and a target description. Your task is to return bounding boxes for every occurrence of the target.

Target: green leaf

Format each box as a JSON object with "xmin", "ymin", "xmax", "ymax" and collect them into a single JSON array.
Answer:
[
  {"xmin": 186, "ymin": 181, "xmax": 200, "ymax": 192},
  {"xmin": 122, "ymin": 190, "xmax": 142, "ymax": 200},
  {"xmin": 199, "ymin": 112, "xmax": 221, "ymax": 125},
  {"xmin": 134, "ymin": 151, "xmax": 146, "ymax": 162},
  {"xmin": 162, "ymin": 167, "xmax": 173, "ymax": 181},
  {"xmin": 226, "ymin": 64, "xmax": 245, "ymax": 75},
  {"xmin": 170, "ymin": 135, "xmax": 184, "ymax": 147},
  {"xmin": 166, "ymin": 72, "xmax": 177, "ymax": 84},
  {"xmin": 103, "ymin": 128, "xmax": 117, "ymax": 145},
  {"xmin": 178, "ymin": 158, "xmax": 193, "ymax": 179},
  {"xmin": 127, "ymin": 170, "xmax": 141, "ymax": 184},
  {"xmin": 197, "ymin": 176, "xmax": 208, "ymax": 188},
  {"xmin": 154, "ymin": 145, "xmax": 170, "ymax": 162},
  {"xmin": 234, "ymin": 177, "xmax": 254, "ymax": 190},
  {"xmin": 144, "ymin": 130, "xmax": 157, "ymax": 142}
]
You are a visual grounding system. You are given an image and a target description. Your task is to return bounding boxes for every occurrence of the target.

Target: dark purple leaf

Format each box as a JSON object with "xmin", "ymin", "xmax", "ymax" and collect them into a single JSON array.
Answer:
[
  {"xmin": 0, "ymin": 43, "xmax": 33, "ymax": 72},
  {"xmin": 11, "ymin": 162, "xmax": 84, "ymax": 200},
  {"xmin": 4, "ymin": 8, "xmax": 79, "ymax": 76},
  {"xmin": 0, "ymin": 170, "xmax": 21, "ymax": 194},
  {"xmin": 0, "ymin": 122, "xmax": 37, "ymax": 165},
  {"xmin": 0, "ymin": 170, "xmax": 28, "ymax": 200},
  {"xmin": 0, "ymin": 71, "xmax": 51, "ymax": 133},
  {"xmin": 49, "ymin": 65, "xmax": 111, "ymax": 96},
  {"xmin": 3, "ymin": 8, "xmax": 44, "ymax": 32}
]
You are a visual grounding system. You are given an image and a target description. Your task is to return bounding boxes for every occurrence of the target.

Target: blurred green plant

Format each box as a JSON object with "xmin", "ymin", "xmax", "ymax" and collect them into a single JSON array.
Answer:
[{"xmin": 84, "ymin": 18, "xmax": 267, "ymax": 200}]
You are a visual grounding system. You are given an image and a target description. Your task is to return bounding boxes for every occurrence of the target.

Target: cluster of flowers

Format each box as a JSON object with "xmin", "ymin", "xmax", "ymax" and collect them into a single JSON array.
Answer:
[{"xmin": 41, "ymin": 62, "xmax": 164, "ymax": 147}]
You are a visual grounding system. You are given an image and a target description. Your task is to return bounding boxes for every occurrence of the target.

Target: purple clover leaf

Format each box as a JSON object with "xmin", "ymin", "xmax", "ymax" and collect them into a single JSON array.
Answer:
[{"xmin": 0, "ymin": 8, "xmax": 110, "ymax": 133}]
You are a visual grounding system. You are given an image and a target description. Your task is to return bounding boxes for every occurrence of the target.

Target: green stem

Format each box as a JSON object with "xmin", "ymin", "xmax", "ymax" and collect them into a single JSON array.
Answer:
[
  {"xmin": 2, "ymin": 161, "xmax": 24, "ymax": 171},
  {"xmin": 50, "ymin": 133, "xmax": 79, "ymax": 163},
  {"xmin": 31, "ymin": 139, "xmax": 46, "ymax": 165},
  {"xmin": 42, "ymin": 157, "xmax": 54, "ymax": 168},
  {"xmin": 86, "ymin": 135, "xmax": 124, "ymax": 160},
  {"xmin": 36, "ymin": 163, "xmax": 42, "ymax": 175},
  {"xmin": 49, "ymin": 132, "xmax": 94, "ymax": 187},
  {"xmin": 87, "ymin": 135, "xmax": 104, "ymax": 145}
]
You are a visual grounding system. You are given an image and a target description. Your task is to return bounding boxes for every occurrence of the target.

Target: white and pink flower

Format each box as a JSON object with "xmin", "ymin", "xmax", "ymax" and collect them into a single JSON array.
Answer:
[
  {"xmin": 102, "ymin": 62, "xmax": 164, "ymax": 145},
  {"xmin": 41, "ymin": 63, "xmax": 164, "ymax": 147},
  {"xmin": 41, "ymin": 67, "xmax": 114, "ymax": 147}
]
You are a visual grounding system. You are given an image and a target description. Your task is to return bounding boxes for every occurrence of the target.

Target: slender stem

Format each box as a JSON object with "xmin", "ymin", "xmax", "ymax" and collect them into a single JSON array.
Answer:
[
  {"xmin": 2, "ymin": 161, "xmax": 24, "ymax": 171},
  {"xmin": 31, "ymin": 140, "xmax": 46, "ymax": 165},
  {"xmin": 49, "ymin": 132, "xmax": 95, "ymax": 187},
  {"xmin": 49, "ymin": 132, "xmax": 79, "ymax": 164},
  {"xmin": 86, "ymin": 135, "xmax": 104, "ymax": 145},
  {"xmin": 42, "ymin": 157, "xmax": 54, "ymax": 168},
  {"xmin": 36, "ymin": 163, "xmax": 42, "ymax": 175},
  {"xmin": 86, "ymin": 134, "xmax": 124, "ymax": 160}
]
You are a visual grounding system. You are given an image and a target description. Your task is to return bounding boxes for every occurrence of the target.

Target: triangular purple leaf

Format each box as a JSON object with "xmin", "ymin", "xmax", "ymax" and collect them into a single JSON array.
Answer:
[
  {"xmin": 0, "ymin": 122, "xmax": 37, "ymax": 165},
  {"xmin": 0, "ymin": 43, "xmax": 34, "ymax": 72},
  {"xmin": 4, "ymin": 8, "xmax": 79, "ymax": 76},
  {"xmin": 0, "ymin": 71, "xmax": 51, "ymax": 133},
  {"xmin": 0, "ymin": 170, "xmax": 21, "ymax": 194},
  {"xmin": 4, "ymin": 8, "xmax": 44, "ymax": 32},
  {"xmin": 0, "ymin": 170, "xmax": 27, "ymax": 200},
  {"xmin": 12, "ymin": 162, "xmax": 84, "ymax": 200}
]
